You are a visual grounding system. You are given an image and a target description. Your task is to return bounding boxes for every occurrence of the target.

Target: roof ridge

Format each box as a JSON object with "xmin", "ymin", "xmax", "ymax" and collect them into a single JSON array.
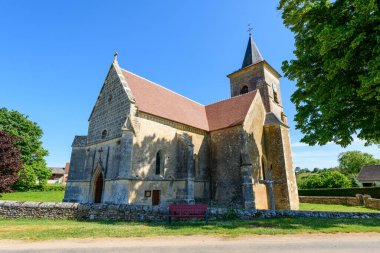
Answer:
[
  {"xmin": 121, "ymin": 69, "xmax": 205, "ymax": 107},
  {"xmin": 206, "ymin": 90, "xmax": 257, "ymax": 107}
]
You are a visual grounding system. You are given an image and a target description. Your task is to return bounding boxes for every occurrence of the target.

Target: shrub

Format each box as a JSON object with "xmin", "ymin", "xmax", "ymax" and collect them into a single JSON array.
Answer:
[
  {"xmin": 42, "ymin": 184, "xmax": 66, "ymax": 192},
  {"xmin": 300, "ymin": 170, "xmax": 351, "ymax": 189}
]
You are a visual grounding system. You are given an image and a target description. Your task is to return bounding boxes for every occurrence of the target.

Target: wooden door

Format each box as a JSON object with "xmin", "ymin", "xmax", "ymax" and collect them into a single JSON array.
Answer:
[
  {"xmin": 152, "ymin": 190, "xmax": 160, "ymax": 205},
  {"xmin": 94, "ymin": 173, "xmax": 103, "ymax": 203}
]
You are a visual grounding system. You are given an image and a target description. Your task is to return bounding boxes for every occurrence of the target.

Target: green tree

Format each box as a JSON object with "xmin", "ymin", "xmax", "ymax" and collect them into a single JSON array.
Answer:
[
  {"xmin": 338, "ymin": 150, "xmax": 380, "ymax": 174},
  {"xmin": 0, "ymin": 108, "xmax": 50, "ymax": 191},
  {"xmin": 278, "ymin": 0, "xmax": 380, "ymax": 146},
  {"xmin": 301, "ymin": 170, "xmax": 351, "ymax": 189}
]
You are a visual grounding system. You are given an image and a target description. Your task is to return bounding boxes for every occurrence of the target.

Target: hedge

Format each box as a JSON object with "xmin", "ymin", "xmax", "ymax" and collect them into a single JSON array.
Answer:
[
  {"xmin": 41, "ymin": 184, "xmax": 66, "ymax": 192},
  {"xmin": 299, "ymin": 187, "xmax": 380, "ymax": 199}
]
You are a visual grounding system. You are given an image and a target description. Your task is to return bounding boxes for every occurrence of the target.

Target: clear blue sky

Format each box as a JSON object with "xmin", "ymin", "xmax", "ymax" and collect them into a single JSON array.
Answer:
[{"xmin": 0, "ymin": 0, "xmax": 378, "ymax": 169}]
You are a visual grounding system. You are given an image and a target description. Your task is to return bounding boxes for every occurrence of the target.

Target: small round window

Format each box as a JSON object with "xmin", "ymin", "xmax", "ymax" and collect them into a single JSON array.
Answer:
[{"xmin": 101, "ymin": 130, "xmax": 107, "ymax": 139}]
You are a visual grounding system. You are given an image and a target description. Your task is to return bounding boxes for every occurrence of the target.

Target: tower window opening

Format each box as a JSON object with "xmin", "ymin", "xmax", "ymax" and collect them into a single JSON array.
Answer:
[
  {"xmin": 240, "ymin": 85, "xmax": 249, "ymax": 94},
  {"xmin": 272, "ymin": 83, "xmax": 279, "ymax": 103}
]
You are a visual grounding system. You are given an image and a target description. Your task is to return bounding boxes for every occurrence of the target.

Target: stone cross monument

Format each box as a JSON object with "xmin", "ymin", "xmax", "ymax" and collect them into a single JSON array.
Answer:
[{"xmin": 259, "ymin": 169, "xmax": 281, "ymax": 210}]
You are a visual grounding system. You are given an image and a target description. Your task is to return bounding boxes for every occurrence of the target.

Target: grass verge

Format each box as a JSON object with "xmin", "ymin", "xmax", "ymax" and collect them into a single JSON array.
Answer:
[
  {"xmin": 299, "ymin": 203, "xmax": 379, "ymax": 213},
  {"xmin": 0, "ymin": 191, "xmax": 64, "ymax": 202},
  {"xmin": 0, "ymin": 191, "xmax": 379, "ymax": 213},
  {"xmin": 0, "ymin": 218, "xmax": 379, "ymax": 240}
]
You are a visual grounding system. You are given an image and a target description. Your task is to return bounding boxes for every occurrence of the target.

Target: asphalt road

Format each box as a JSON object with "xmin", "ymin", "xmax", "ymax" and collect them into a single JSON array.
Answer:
[{"xmin": 1, "ymin": 234, "xmax": 380, "ymax": 253}]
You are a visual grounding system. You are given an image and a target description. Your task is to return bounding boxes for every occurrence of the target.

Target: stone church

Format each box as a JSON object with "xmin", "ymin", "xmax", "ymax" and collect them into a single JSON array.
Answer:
[{"xmin": 64, "ymin": 35, "xmax": 299, "ymax": 210}]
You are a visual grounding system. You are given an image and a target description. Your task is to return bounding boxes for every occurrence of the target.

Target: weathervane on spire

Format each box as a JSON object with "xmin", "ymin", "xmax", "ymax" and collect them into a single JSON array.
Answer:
[
  {"xmin": 114, "ymin": 51, "xmax": 118, "ymax": 62},
  {"xmin": 247, "ymin": 23, "xmax": 253, "ymax": 36}
]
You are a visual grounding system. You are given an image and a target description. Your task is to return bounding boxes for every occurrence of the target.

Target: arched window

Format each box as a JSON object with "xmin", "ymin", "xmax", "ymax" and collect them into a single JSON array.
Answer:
[
  {"xmin": 155, "ymin": 151, "xmax": 162, "ymax": 175},
  {"xmin": 101, "ymin": 130, "xmax": 107, "ymax": 139},
  {"xmin": 240, "ymin": 85, "xmax": 249, "ymax": 95}
]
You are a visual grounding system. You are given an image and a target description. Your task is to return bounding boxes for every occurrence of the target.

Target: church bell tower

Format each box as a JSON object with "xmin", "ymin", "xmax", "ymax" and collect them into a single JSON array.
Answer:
[{"xmin": 227, "ymin": 33, "xmax": 285, "ymax": 122}]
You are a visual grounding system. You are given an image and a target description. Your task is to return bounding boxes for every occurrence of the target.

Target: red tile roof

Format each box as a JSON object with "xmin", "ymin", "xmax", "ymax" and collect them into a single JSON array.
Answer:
[
  {"xmin": 121, "ymin": 69, "xmax": 257, "ymax": 131},
  {"xmin": 357, "ymin": 165, "xmax": 380, "ymax": 181},
  {"xmin": 205, "ymin": 91, "xmax": 257, "ymax": 131}
]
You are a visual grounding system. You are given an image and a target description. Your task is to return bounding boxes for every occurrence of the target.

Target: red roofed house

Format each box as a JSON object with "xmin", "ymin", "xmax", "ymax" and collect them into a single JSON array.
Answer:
[{"xmin": 64, "ymin": 35, "xmax": 299, "ymax": 210}]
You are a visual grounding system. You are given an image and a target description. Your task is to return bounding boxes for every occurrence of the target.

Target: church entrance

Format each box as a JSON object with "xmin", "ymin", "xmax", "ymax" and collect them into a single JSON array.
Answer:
[
  {"xmin": 94, "ymin": 173, "xmax": 104, "ymax": 203},
  {"xmin": 152, "ymin": 190, "xmax": 160, "ymax": 205}
]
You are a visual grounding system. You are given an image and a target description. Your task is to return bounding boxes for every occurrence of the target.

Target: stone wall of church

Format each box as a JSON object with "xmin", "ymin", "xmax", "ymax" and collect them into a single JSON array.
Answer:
[
  {"xmin": 65, "ymin": 132, "xmax": 134, "ymax": 204},
  {"xmin": 263, "ymin": 67, "xmax": 284, "ymax": 121},
  {"xmin": 87, "ymin": 65, "xmax": 131, "ymax": 145},
  {"xmin": 127, "ymin": 113, "xmax": 210, "ymax": 205},
  {"xmin": 263, "ymin": 124, "xmax": 299, "ymax": 210},
  {"xmin": 229, "ymin": 65, "xmax": 265, "ymax": 97},
  {"xmin": 210, "ymin": 125, "xmax": 243, "ymax": 206},
  {"xmin": 242, "ymin": 93, "xmax": 269, "ymax": 209}
]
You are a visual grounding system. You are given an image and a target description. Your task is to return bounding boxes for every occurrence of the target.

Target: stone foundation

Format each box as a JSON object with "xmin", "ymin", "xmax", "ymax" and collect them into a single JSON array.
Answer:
[{"xmin": 1, "ymin": 200, "xmax": 379, "ymax": 220}]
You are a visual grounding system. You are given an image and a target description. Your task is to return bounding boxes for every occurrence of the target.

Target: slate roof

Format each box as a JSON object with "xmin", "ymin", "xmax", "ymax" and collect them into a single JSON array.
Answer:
[
  {"xmin": 241, "ymin": 35, "xmax": 264, "ymax": 69},
  {"xmin": 357, "ymin": 165, "xmax": 380, "ymax": 182},
  {"xmin": 121, "ymin": 69, "xmax": 258, "ymax": 131},
  {"xmin": 49, "ymin": 167, "xmax": 65, "ymax": 175}
]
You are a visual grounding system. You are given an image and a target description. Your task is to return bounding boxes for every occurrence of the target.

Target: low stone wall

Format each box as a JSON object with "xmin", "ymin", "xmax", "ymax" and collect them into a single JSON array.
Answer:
[
  {"xmin": 0, "ymin": 201, "xmax": 167, "ymax": 221},
  {"xmin": 365, "ymin": 197, "xmax": 380, "ymax": 210},
  {"xmin": 0, "ymin": 201, "xmax": 78, "ymax": 219},
  {"xmin": 299, "ymin": 196, "xmax": 361, "ymax": 206},
  {"xmin": 1, "ymin": 200, "xmax": 380, "ymax": 220}
]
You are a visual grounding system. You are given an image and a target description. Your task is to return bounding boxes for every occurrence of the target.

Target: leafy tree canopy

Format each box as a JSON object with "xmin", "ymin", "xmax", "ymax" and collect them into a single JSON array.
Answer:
[
  {"xmin": 299, "ymin": 170, "xmax": 351, "ymax": 189},
  {"xmin": 0, "ymin": 108, "xmax": 50, "ymax": 191},
  {"xmin": 278, "ymin": 0, "xmax": 380, "ymax": 146},
  {"xmin": 0, "ymin": 131, "xmax": 23, "ymax": 193},
  {"xmin": 338, "ymin": 150, "xmax": 380, "ymax": 174}
]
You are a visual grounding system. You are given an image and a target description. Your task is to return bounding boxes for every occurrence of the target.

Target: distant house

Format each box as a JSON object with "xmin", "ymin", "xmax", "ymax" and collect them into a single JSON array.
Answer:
[
  {"xmin": 48, "ymin": 163, "xmax": 70, "ymax": 184},
  {"xmin": 357, "ymin": 165, "xmax": 380, "ymax": 187}
]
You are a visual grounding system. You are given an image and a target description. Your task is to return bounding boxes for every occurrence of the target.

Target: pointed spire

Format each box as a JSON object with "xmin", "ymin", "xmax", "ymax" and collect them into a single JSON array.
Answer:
[{"xmin": 241, "ymin": 35, "xmax": 264, "ymax": 69}]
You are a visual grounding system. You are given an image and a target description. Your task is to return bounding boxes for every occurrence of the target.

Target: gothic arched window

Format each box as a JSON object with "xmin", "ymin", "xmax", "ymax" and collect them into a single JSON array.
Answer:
[
  {"xmin": 240, "ymin": 85, "xmax": 249, "ymax": 95},
  {"xmin": 155, "ymin": 151, "xmax": 162, "ymax": 175}
]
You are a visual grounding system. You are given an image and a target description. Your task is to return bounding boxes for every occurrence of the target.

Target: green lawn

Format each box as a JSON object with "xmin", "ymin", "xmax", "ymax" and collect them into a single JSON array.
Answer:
[
  {"xmin": 0, "ymin": 191, "xmax": 379, "ymax": 213},
  {"xmin": 0, "ymin": 218, "xmax": 379, "ymax": 240},
  {"xmin": 300, "ymin": 203, "xmax": 379, "ymax": 213},
  {"xmin": 0, "ymin": 191, "xmax": 64, "ymax": 202},
  {"xmin": 1, "ymin": 191, "xmax": 379, "ymax": 240}
]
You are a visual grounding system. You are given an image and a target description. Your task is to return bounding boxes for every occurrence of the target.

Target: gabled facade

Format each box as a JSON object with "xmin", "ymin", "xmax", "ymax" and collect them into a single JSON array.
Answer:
[{"xmin": 64, "ymin": 36, "xmax": 299, "ymax": 210}]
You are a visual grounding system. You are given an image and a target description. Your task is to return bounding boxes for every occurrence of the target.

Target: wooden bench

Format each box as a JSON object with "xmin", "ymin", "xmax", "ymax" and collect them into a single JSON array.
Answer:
[{"xmin": 167, "ymin": 204, "xmax": 208, "ymax": 224}]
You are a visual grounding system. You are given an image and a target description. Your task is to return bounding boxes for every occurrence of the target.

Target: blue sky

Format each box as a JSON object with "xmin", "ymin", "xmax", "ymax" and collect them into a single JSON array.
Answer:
[{"xmin": 0, "ymin": 1, "xmax": 378, "ymax": 169}]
